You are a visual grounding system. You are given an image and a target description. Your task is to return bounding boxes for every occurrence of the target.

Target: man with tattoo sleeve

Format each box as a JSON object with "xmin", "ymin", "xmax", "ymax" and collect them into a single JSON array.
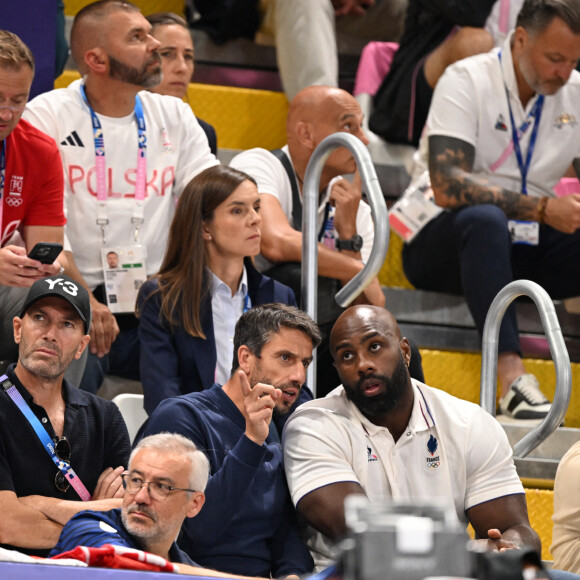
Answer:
[{"xmin": 402, "ymin": 0, "xmax": 580, "ymax": 420}]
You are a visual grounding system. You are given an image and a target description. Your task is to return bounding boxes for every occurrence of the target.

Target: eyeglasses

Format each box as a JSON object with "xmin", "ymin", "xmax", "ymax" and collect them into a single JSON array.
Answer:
[
  {"xmin": 54, "ymin": 437, "xmax": 72, "ymax": 493},
  {"xmin": 0, "ymin": 105, "xmax": 26, "ymax": 113},
  {"xmin": 121, "ymin": 472, "xmax": 197, "ymax": 501}
]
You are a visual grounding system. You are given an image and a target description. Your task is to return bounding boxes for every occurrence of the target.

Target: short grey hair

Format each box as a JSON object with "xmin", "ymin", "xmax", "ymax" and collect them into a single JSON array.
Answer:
[
  {"xmin": 131, "ymin": 432, "xmax": 210, "ymax": 492},
  {"xmin": 516, "ymin": 0, "xmax": 580, "ymax": 35}
]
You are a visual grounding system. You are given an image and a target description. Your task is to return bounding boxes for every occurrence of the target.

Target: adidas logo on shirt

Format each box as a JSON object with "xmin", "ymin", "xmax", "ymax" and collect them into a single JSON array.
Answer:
[{"xmin": 60, "ymin": 131, "xmax": 84, "ymax": 147}]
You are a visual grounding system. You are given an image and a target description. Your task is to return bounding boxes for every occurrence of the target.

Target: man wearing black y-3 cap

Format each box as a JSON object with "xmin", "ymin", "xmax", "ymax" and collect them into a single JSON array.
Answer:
[{"xmin": 0, "ymin": 274, "xmax": 130, "ymax": 556}]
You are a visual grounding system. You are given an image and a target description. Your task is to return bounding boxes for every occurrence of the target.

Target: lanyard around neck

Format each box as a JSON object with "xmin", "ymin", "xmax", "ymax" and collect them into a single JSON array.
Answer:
[
  {"xmin": 0, "ymin": 140, "xmax": 5, "ymax": 240},
  {"xmin": 0, "ymin": 374, "xmax": 91, "ymax": 501},
  {"xmin": 80, "ymin": 84, "xmax": 148, "ymax": 243},
  {"xmin": 498, "ymin": 51, "xmax": 544, "ymax": 195}
]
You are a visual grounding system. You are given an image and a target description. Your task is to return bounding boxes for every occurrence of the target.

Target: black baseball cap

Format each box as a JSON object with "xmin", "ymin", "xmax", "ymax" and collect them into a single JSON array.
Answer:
[{"xmin": 20, "ymin": 275, "xmax": 91, "ymax": 333}]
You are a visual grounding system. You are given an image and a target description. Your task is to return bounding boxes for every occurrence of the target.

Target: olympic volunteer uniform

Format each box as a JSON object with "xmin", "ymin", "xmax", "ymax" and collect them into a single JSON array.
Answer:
[
  {"xmin": 230, "ymin": 146, "xmax": 374, "ymax": 273},
  {"xmin": 283, "ymin": 380, "xmax": 524, "ymax": 569},
  {"xmin": 23, "ymin": 80, "xmax": 218, "ymax": 291}
]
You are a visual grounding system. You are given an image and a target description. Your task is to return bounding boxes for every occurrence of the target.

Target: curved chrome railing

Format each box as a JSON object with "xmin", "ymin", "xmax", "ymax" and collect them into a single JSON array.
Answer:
[
  {"xmin": 301, "ymin": 132, "xmax": 389, "ymax": 395},
  {"xmin": 480, "ymin": 280, "xmax": 571, "ymax": 458}
]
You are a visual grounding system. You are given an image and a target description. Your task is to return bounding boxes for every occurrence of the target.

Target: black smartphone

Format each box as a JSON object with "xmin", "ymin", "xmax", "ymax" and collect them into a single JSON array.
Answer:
[{"xmin": 27, "ymin": 242, "xmax": 64, "ymax": 265}]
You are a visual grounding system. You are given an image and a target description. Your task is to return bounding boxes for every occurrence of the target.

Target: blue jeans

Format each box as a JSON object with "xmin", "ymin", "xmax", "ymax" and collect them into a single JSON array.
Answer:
[
  {"xmin": 79, "ymin": 327, "xmax": 140, "ymax": 394},
  {"xmin": 403, "ymin": 205, "xmax": 580, "ymax": 355}
]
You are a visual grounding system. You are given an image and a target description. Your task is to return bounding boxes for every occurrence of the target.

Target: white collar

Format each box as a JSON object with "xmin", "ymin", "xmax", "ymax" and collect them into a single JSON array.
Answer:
[{"xmin": 208, "ymin": 266, "xmax": 248, "ymax": 297}]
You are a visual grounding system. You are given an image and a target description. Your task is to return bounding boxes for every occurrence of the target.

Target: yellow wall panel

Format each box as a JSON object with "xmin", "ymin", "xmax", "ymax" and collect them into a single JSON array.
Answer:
[
  {"xmin": 65, "ymin": 0, "xmax": 184, "ymax": 17},
  {"xmin": 420, "ymin": 349, "xmax": 580, "ymax": 428},
  {"xmin": 54, "ymin": 72, "xmax": 287, "ymax": 151},
  {"xmin": 379, "ymin": 231, "xmax": 414, "ymax": 289},
  {"xmin": 525, "ymin": 488, "xmax": 554, "ymax": 561}
]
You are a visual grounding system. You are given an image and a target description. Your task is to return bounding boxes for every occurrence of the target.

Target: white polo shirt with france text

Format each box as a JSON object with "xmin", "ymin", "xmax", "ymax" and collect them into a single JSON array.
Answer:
[{"xmin": 282, "ymin": 380, "xmax": 523, "ymax": 569}]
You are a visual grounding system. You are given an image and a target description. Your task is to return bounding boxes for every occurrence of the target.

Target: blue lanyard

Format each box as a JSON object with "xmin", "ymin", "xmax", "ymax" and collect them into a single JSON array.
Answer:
[
  {"xmin": 498, "ymin": 52, "xmax": 544, "ymax": 195},
  {"xmin": 79, "ymin": 84, "xmax": 148, "ymax": 240},
  {"xmin": 243, "ymin": 292, "xmax": 251, "ymax": 313},
  {"xmin": 0, "ymin": 374, "xmax": 91, "ymax": 500}
]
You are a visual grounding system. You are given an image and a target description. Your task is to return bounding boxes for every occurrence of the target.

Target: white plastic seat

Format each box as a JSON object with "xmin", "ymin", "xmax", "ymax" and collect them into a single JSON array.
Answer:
[{"xmin": 112, "ymin": 393, "xmax": 147, "ymax": 443}]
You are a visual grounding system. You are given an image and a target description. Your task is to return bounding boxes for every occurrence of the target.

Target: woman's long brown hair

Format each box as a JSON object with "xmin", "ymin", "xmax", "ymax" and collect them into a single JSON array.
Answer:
[{"xmin": 138, "ymin": 165, "xmax": 256, "ymax": 338}]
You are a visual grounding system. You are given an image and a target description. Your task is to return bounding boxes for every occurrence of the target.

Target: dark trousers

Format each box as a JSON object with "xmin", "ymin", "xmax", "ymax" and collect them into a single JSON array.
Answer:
[
  {"xmin": 403, "ymin": 204, "xmax": 580, "ymax": 354},
  {"xmin": 80, "ymin": 327, "xmax": 140, "ymax": 394}
]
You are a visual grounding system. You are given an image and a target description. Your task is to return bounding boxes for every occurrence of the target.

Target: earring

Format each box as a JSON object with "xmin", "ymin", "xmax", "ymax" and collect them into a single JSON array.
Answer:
[{"xmin": 205, "ymin": 234, "xmax": 212, "ymax": 241}]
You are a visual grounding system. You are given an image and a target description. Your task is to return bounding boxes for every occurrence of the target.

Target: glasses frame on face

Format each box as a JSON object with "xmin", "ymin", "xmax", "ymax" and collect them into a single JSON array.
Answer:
[
  {"xmin": 121, "ymin": 472, "xmax": 197, "ymax": 501},
  {"xmin": 54, "ymin": 436, "xmax": 72, "ymax": 493}
]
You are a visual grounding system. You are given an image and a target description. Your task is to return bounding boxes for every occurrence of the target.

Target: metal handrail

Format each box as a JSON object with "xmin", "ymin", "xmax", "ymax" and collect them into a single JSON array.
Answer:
[
  {"xmin": 301, "ymin": 132, "xmax": 389, "ymax": 396},
  {"xmin": 480, "ymin": 280, "xmax": 571, "ymax": 458}
]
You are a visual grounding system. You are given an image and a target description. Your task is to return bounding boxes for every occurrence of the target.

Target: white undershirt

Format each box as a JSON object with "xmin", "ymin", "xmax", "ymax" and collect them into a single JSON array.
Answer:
[{"xmin": 209, "ymin": 267, "xmax": 249, "ymax": 385}]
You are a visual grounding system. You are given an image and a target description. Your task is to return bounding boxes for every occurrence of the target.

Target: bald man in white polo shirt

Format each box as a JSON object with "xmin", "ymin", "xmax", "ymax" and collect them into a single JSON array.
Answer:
[{"xmin": 283, "ymin": 306, "xmax": 539, "ymax": 570}]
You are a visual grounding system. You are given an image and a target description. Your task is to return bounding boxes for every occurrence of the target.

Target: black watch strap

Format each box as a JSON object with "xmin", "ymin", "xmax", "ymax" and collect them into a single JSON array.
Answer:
[{"xmin": 335, "ymin": 234, "xmax": 363, "ymax": 252}]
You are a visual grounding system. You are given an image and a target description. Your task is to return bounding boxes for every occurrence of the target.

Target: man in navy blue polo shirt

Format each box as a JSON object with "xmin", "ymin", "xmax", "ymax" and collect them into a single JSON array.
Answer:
[{"xmin": 142, "ymin": 304, "xmax": 319, "ymax": 578}]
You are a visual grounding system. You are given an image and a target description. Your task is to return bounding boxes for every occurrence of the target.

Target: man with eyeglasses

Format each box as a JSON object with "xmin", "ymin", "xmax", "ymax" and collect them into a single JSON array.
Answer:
[
  {"xmin": 0, "ymin": 275, "xmax": 131, "ymax": 556},
  {"xmin": 50, "ymin": 434, "xmax": 206, "ymax": 568},
  {"xmin": 142, "ymin": 304, "xmax": 319, "ymax": 578},
  {"xmin": 0, "ymin": 30, "xmax": 66, "ymax": 369},
  {"xmin": 50, "ymin": 434, "xmax": 269, "ymax": 577}
]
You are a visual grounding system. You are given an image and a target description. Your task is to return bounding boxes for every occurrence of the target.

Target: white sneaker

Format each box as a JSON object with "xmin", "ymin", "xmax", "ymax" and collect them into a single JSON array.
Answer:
[{"xmin": 499, "ymin": 374, "xmax": 552, "ymax": 420}]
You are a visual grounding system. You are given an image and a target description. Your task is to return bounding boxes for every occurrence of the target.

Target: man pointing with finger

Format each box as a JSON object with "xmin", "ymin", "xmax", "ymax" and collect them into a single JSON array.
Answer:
[{"xmin": 142, "ymin": 303, "xmax": 320, "ymax": 578}]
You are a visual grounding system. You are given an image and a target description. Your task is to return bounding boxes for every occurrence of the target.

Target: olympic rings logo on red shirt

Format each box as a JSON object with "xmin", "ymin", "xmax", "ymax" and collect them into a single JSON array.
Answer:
[{"xmin": 6, "ymin": 197, "xmax": 23, "ymax": 207}]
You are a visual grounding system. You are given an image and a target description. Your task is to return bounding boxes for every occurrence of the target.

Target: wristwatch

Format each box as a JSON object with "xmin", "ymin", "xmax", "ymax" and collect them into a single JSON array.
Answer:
[{"xmin": 335, "ymin": 234, "xmax": 363, "ymax": 252}]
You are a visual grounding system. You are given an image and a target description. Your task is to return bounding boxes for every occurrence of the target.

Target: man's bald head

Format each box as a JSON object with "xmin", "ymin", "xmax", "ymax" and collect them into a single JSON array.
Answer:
[
  {"xmin": 330, "ymin": 305, "xmax": 412, "ymax": 421},
  {"xmin": 330, "ymin": 305, "xmax": 402, "ymax": 354},
  {"xmin": 70, "ymin": 0, "xmax": 139, "ymax": 73},
  {"xmin": 286, "ymin": 86, "xmax": 367, "ymax": 178},
  {"xmin": 287, "ymin": 86, "xmax": 362, "ymax": 139}
]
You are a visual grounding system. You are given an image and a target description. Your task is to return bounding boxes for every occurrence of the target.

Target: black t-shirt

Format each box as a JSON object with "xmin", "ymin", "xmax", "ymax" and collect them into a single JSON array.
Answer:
[
  {"xmin": 370, "ymin": 0, "xmax": 498, "ymax": 145},
  {"xmin": 0, "ymin": 364, "xmax": 131, "ymax": 556}
]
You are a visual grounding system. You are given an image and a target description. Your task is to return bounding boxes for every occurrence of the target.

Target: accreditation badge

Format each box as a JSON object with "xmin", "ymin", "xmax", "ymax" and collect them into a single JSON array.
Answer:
[
  {"xmin": 101, "ymin": 245, "xmax": 147, "ymax": 313},
  {"xmin": 508, "ymin": 220, "xmax": 539, "ymax": 245},
  {"xmin": 389, "ymin": 171, "xmax": 443, "ymax": 242}
]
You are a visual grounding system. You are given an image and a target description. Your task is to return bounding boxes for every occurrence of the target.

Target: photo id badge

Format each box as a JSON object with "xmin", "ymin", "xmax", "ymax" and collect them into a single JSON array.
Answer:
[
  {"xmin": 508, "ymin": 220, "xmax": 539, "ymax": 245},
  {"xmin": 101, "ymin": 246, "xmax": 147, "ymax": 313},
  {"xmin": 389, "ymin": 171, "xmax": 443, "ymax": 242}
]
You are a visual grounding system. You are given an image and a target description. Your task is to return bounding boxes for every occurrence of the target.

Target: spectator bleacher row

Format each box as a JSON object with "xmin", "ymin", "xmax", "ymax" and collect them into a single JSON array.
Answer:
[{"xmin": 3, "ymin": 0, "xmax": 580, "ymax": 575}]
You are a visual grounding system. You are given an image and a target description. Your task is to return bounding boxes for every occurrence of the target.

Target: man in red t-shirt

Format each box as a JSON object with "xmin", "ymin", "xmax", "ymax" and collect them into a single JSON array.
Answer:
[{"xmin": 0, "ymin": 30, "xmax": 65, "ymax": 363}]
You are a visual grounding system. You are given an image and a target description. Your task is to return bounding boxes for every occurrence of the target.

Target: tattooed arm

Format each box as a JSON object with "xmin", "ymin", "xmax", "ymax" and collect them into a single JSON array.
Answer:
[
  {"xmin": 428, "ymin": 135, "xmax": 538, "ymax": 219},
  {"xmin": 428, "ymin": 135, "xmax": 580, "ymax": 233}
]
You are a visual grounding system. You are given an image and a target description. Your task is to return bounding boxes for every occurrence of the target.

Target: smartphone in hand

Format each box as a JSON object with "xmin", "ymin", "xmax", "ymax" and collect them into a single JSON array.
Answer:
[{"xmin": 27, "ymin": 242, "xmax": 63, "ymax": 265}]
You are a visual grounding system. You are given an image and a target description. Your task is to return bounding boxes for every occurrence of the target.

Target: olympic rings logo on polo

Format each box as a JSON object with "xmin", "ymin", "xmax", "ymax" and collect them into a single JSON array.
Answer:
[
  {"xmin": 44, "ymin": 277, "xmax": 79, "ymax": 296},
  {"xmin": 6, "ymin": 197, "xmax": 23, "ymax": 207}
]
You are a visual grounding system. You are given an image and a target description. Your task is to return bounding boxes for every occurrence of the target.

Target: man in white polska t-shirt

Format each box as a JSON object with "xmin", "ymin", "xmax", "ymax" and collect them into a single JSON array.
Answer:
[{"xmin": 23, "ymin": 0, "xmax": 217, "ymax": 392}]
